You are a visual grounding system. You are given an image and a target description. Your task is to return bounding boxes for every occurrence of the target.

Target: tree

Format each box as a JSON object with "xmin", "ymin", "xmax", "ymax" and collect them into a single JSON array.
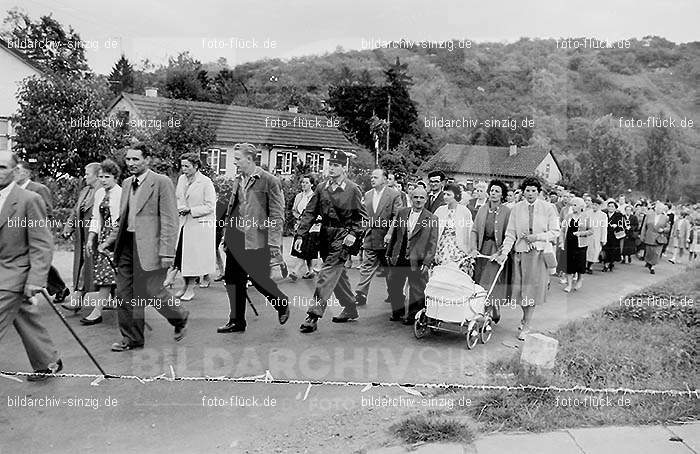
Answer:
[
  {"xmin": 635, "ymin": 119, "xmax": 679, "ymax": 200},
  {"xmin": 128, "ymin": 108, "xmax": 216, "ymax": 179},
  {"xmin": 576, "ymin": 115, "xmax": 636, "ymax": 197},
  {"xmin": 164, "ymin": 52, "xmax": 211, "ymax": 101},
  {"xmin": 1, "ymin": 8, "xmax": 90, "ymax": 77},
  {"xmin": 107, "ymin": 54, "xmax": 135, "ymax": 95},
  {"xmin": 12, "ymin": 75, "xmax": 117, "ymax": 178}
]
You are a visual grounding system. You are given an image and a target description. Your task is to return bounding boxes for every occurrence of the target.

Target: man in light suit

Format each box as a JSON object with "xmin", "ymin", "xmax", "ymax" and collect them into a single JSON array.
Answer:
[
  {"xmin": 353, "ymin": 169, "xmax": 402, "ymax": 306},
  {"xmin": 100, "ymin": 144, "xmax": 189, "ymax": 351},
  {"xmin": 0, "ymin": 151, "xmax": 62, "ymax": 381},
  {"xmin": 640, "ymin": 201, "xmax": 670, "ymax": 274},
  {"xmin": 15, "ymin": 161, "xmax": 70, "ymax": 304},
  {"xmin": 386, "ymin": 187, "xmax": 438, "ymax": 324}
]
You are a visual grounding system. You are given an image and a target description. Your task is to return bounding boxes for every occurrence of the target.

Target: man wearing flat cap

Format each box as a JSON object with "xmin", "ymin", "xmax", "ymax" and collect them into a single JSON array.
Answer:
[{"xmin": 294, "ymin": 150, "xmax": 368, "ymax": 333}]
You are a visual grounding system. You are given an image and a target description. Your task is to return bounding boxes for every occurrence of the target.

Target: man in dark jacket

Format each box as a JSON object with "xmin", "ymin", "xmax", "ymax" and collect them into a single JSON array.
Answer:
[
  {"xmin": 386, "ymin": 187, "xmax": 438, "ymax": 324},
  {"xmin": 295, "ymin": 150, "xmax": 368, "ymax": 333}
]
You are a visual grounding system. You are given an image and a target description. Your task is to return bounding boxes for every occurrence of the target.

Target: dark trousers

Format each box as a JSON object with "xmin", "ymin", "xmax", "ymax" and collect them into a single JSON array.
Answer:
[
  {"xmin": 387, "ymin": 257, "xmax": 428, "ymax": 317},
  {"xmin": 46, "ymin": 266, "xmax": 67, "ymax": 295},
  {"xmin": 223, "ymin": 230, "xmax": 288, "ymax": 326},
  {"xmin": 115, "ymin": 232, "xmax": 187, "ymax": 346}
]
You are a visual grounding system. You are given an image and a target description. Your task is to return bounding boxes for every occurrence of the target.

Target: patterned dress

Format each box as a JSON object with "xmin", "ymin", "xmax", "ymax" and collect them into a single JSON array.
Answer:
[
  {"xmin": 93, "ymin": 188, "xmax": 116, "ymax": 286},
  {"xmin": 433, "ymin": 209, "xmax": 474, "ymax": 276}
]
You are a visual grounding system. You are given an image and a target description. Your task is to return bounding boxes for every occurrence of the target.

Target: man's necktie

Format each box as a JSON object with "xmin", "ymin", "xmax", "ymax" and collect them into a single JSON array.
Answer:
[{"xmin": 132, "ymin": 178, "xmax": 139, "ymax": 192}]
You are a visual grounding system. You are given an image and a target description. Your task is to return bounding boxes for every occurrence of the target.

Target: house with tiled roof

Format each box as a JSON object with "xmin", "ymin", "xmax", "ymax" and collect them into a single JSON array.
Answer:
[
  {"xmin": 422, "ymin": 143, "xmax": 562, "ymax": 188},
  {"xmin": 0, "ymin": 38, "xmax": 45, "ymax": 154},
  {"xmin": 107, "ymin": 90, "xmax": 357, "ymax": 177}
]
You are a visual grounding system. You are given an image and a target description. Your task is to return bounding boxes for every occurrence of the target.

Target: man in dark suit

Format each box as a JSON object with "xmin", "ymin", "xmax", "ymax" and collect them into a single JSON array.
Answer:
[
  {"xmin": 15, "ymin": 161, "xmax": 70, "ymax": 304},
  {"xmin": 0, "ymin": 151, "xmax": 62, "ymax": 381},
  {"xmin": 466, "ymin": 181, "xmax": 488, "ymax": 219},
  {"xmin": 386, "ymin": 187, "xmax": 438, "ymax": 324},
  {"xmin": 425, "ymin": 170, "xmax": 446, "ymax": 213},
  {"xmin": 216, "ymin": 143, "xmax": 290, "ymax": 333},
  {"xmin": 353, "ymin": 169, "xmax": 401, "ymax": 306},
  {"xmin": 100, "ymin": 144, "xmax": 189, "ymax": 351}
]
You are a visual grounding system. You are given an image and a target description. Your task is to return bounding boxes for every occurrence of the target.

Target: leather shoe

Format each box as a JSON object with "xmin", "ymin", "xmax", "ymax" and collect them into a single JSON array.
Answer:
[
  {"xmin": 355, "ymin": 292, "xmax": 367, "ymax": 307},
  {"xmin": 332, "ymin": 307, "xmax": 359, "ymax": 323},
  {"xmin": 52, "ymin": 287, "xmax": 70, "ymax": 304},
  {"xmin": 174, "ymin": 310, "xmax": 189, "ymax": 341},
  {"xmin": 278, "ymin": 303, "xmax": 290, "ymax": 325},
  {"xmin": 389, "ymin": 313, "xmax": 403, "ymax": 322},
  {"xmin": 299, "ymin": 315, "xmax": 318, "ymax": 333},
  {"xmin": 27, "ymin": 359, "xmax": 63, "ymax": 381},
  {"xmin": 217, "ymin": 320, "xmax": 246, "ymax": 333},
  {"xmin": 111, "ymin": 341, "xmax": 143, "ymax": 352},
  {"xmin": 79, "ymin": 315, "xmax": 102, "ymax": 325}
]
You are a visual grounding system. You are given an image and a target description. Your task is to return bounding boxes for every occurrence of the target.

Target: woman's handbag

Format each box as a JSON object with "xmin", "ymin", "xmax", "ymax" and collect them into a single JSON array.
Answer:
[
  {"xmin": 656, "ymin": 234, "xmax": 668, "ymax": 245},
  {"xmin": 291, "ymin": 222, "xmax": 321, "ymax": 260},
  {"xmin": 614, "ymin": 230, "xmax": 626, "ymax": 240}
]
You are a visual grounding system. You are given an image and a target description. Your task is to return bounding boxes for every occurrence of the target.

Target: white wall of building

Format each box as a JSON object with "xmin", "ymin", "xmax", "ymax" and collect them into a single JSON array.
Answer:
[{"xmin": 0, "ymin": 47, "xmax": 43, "ymax": 152}]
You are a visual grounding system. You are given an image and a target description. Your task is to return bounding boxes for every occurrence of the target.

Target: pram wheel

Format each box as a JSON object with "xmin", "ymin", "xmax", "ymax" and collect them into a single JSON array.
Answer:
[
  {"xmin": 413, "ymin": 310, "xmax": 429, "ymax": 339},
  {"xmin": 479, "ymin": 318, "xmax": 493, "ymax": 344},
  {"xmin": 465, "ymin": 320, "xmax": 479, "ymax": 350}
]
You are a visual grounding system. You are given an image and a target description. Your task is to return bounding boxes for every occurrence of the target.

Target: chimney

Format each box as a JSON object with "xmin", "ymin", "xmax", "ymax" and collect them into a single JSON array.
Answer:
[
  {"xmin": 288, "ymin": 106, "xmax": 299, "ymax": 113},
  {"xmin": 509, "ymin": 144, "xmax": 517, "ymax": 156},
  {"xmin": 145, "ymin": 87, "xmax": 158, "ymax": 97}
]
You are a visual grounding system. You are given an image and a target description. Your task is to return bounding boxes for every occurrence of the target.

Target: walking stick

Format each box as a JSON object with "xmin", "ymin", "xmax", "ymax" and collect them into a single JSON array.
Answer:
[
  {"xmin": 38, "ymin": 288, "xmax": 114, "ymax": 378},
  {"xmin": 247, "ymin": 294, "xmax": 259, "ymax": 317}
]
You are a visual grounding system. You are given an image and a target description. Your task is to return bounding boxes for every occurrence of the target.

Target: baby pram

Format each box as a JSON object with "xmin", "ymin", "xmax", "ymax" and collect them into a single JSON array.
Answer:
[{"xmin": 414, "ymin": 254, "xmax": 506, "ymax": 349}]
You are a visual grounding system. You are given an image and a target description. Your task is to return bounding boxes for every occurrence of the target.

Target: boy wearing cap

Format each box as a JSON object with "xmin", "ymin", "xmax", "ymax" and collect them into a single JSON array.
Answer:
[{"xmin": 294, "ymin": 150, "xmax": 368, "ymax": 333}]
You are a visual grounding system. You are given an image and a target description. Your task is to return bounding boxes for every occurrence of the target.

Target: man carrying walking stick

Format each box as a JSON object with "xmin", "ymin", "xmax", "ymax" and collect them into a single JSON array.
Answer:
[{"xmin": 0, "ymin": 151, "xmax": 62, "ymax": 381}]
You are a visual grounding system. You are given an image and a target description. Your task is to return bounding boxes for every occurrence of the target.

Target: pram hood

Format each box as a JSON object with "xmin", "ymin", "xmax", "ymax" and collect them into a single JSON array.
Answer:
[{"xmin": 424, "ymin": 264, "xmax": 486, "ymax": 322}]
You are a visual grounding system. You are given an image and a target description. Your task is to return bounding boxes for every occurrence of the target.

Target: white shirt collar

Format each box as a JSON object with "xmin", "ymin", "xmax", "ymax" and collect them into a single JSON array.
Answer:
[
  {"xmin": 19, "ymin": 179, "xmax": 30, "ymax": 189},
  {"xmin": 0, "ymin": 181, "xmax": 16, "ymax": 212},
  {"xmin": 135, "ymin": 170, "xmax": 150, "ymax": 184}
]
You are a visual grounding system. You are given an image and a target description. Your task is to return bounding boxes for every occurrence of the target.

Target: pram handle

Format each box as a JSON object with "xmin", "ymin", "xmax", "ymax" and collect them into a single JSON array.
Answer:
[{"xmin": 472, "ymin": 253, "xmax": 507, "ymax": 301}]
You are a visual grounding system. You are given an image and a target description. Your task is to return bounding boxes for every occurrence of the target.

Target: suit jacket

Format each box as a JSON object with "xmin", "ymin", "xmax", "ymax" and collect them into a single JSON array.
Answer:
[
  {"xmin": 671, "ymin": 218, "xmax": 691, "ymax": 248},
  {"xmin": 63, "ymin": 185, "xmax": 96, "ymax": 288},
  {"xmin": 470, "ymin": 202, "xmax": 511, "ymax": 252},
  {"xmin": 640, "ymin": 213, "xmax": 670, "ymax": 245},
  {"xmin": 466, "ymin": 198, "xmax": 486, "ymax": 220},
  {"xmin": 105, "ymin": 170, "xmax": 179, "ymax": 272},
  {"xmin": 502, "ymin": 199, "xmax": 560, "ymax": 254},
  {"xmin": 0, "ymin": 184, "xmax": 53, "ymax": 292},
  {"xmin": 223, "ymin": 166, "xmax": 284, "ymax": 250},
  {"xmin": 386, "ymin": 207, "xmax": 438, "ymax": 271},
  {"xmin": 25, "ymin": 180, "xmax": 53, "ymax": 213},
  {"xmin": 362, "ymin": 186, "xmax": 402, "ymax": 250},
  {"xmin": 434, "ymin": 204, "xmax": 473, "ymax": 253},
  {"xmin": 425, "ymin": 191, "xmax": 446, "ymax": 213}
]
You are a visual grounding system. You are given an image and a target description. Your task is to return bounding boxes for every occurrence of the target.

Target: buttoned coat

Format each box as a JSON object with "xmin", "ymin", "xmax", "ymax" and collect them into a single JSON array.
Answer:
[
  {"xmin": 105, "ymin": 170, "xmax": 179, "ymax": 272},
  {"xmin": 640, "ymin": 213, "xmax": 670, "ymax": 245},
  {"xmin": 62, "ymin": 185, "xmax": 96, "ymax": 289},
  {"xmin": 0, "ymin": 184, "xmax": 53, "ymax": 292},
  {"xmin": 176, "ymin": 172, "xmax": 217, "ymax": 276},
  {"xmin": 386, "ymin": 207, "xmax": 438, "ymax": 271},
  {"xmin": 223, "ymin": 166, "xmax": 284, "ymax": 251},
  {"xmin": 470, "ymin": 202, "xmax": 511, "ymax": 252},
  {"xmin": 502, "ymin": 199, "xmax": 560, "ymax": 254}
]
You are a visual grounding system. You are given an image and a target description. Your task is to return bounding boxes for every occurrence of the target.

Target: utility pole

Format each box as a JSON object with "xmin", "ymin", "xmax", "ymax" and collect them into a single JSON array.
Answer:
[{"xmin": 386, "ymin": 94, "xmax": 391, "ymax": 154}]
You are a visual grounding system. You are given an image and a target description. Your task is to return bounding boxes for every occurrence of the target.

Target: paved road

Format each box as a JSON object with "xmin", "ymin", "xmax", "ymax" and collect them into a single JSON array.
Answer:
[{"xmin": 1, "ymin": 239, "xmax": 687, "ymax": 453}]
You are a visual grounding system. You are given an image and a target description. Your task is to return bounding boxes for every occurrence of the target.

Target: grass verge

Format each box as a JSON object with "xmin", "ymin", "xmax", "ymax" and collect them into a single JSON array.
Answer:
[{"xmin": 392, "ymin": 265, "xmax": 699, "ymax": 441}]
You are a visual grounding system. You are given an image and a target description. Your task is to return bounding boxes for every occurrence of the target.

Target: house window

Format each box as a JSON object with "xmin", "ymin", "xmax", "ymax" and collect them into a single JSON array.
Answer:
[
  {"xmin": 306, "ymin": 152, "xmax": 325, "ymax": 173},
  {"xmin": 0, "ymin": 118, "xmax": 10, "ymax": 152},
  {"xmin": 275, "ymin": 151, "xmax": 298, "ymax": 175},
  {"xmin": 200, "ymin": 149, "xmax": 228, "ymax": 175},
  {"xmin": 545, "ymin": 163, "xmax": 551, "ymax": 179}
]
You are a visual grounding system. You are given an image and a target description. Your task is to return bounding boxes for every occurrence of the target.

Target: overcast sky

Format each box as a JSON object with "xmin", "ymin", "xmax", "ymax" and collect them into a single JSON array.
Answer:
[{"xmin": 1, "ymin": 0, "xmax": 697, "ymax": 75}]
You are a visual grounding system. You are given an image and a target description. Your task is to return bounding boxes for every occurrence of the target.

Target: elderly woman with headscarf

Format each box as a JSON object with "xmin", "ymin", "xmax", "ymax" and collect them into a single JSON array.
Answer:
[
  {"xmin": 469, "ymin": 179, "xmax": 511, "ymax": 321},
  {"xmin": 640, "ymin": 201, "xmax": 671, "ymax": 274},
  {"xmin": 558, "ymin": 197, "xmax": 593, "ymax": 293}
]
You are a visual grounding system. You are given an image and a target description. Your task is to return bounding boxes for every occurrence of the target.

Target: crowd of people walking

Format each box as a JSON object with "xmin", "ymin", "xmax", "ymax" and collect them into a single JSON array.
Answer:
[{"xmin": 2, "ymin": 143, "xmax": 699, "ymax": 379}]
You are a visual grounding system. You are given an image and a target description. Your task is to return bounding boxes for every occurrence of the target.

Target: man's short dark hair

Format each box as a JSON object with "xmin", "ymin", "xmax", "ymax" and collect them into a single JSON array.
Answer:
[
  {"xmin": 520, "ymin": 176, "xmax": 542, "ymax": 192},
  {"xmin": 488, "ymin": 179, "xmax": 509, "ymax": 203},
  {"xmin": 443, "ymin": 183, "xmax": 462, "ymax": 202},
  {"xmin": 302, "ymin": 174, "xmax": 316, "ymax": 187},
  {"xmin": 427, "ymin": 170, "xmax": 446, "ymax": 181},
  {"xmin": 127, "ymin": 142, "xmax": 151, "ymax": 158}
]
